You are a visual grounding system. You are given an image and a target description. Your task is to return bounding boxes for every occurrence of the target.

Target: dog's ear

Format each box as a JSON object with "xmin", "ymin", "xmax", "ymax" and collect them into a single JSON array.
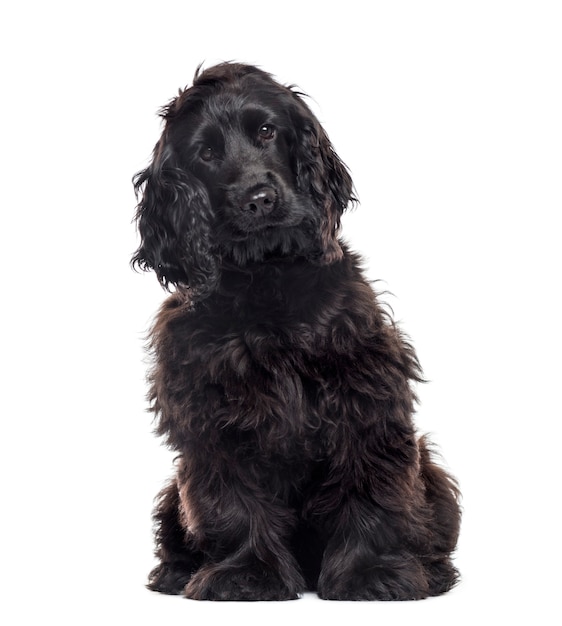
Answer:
[
  {"xmin": 131, "ymin": 136, "xmax": 218, "ymax": 296},
  {"xmin": 293, "ymin": 101, "xmax": 355, "ymax": 263}
]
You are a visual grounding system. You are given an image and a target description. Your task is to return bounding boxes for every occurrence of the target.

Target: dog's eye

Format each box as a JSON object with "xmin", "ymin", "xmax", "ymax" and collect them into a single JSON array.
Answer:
[
  {"xmin": 258, "ymin": 124, "xmax": 276, "ymax": 140},
  {"xmin": 200, "ymin": 146, "xmax": 214, "ymax": 162}
]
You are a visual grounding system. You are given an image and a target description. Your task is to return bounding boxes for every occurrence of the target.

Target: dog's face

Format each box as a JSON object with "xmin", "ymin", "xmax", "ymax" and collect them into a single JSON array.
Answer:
[
  {"xmin": 172, "ymin": 81, "xmax": 313, "ymax": 239},
  {"xmin": 132, "ymin": 63, "xmax": 354, "ymax": 297}
]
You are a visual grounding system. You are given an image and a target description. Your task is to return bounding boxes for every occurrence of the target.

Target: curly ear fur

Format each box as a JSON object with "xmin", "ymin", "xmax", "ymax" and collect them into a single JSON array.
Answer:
[
  {"xmin": 132, "ymin": 139, "xmax": 218, "ymax": 296},
  {"xmin": 132, "ymin": 64, "xmax": 355, "ymax": 297},
  {"xmin": 293, "ymin": 100, "xmax": 356, "ymax": 264}
]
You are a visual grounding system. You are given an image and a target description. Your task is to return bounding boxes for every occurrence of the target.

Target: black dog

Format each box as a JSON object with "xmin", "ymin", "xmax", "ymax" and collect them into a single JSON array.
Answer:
[{"xmin": 132, "ymin": 62, "xmax": 460, "ymax": 601}]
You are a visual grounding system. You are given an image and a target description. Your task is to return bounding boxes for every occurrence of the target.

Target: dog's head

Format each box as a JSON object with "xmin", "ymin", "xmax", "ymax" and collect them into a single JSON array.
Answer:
[{"xmin": 132, "ymin": 62, "xmax": 355, "ymax": 297}]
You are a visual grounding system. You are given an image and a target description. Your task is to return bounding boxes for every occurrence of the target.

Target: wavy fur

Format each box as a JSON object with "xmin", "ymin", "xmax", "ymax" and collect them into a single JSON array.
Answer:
[{"xmin": 132, "ymin": 62, "xmax": 460, "ymax": 601}]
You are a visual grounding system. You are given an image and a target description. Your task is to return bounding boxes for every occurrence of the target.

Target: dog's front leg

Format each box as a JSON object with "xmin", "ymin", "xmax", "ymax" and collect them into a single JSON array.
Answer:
[
  {"xmin": 179, "ymin": 448, "xmax": 305, "ymax": 601},
  {"xmin": 312, "ymin": 361, "xmax": 435, "ymax": 601},
  {"xmin": 316, "ymin": 494, "xmax": 430, "ymax": 601}
]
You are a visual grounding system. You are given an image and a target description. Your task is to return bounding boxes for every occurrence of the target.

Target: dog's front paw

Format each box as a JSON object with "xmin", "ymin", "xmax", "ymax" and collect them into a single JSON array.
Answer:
[
  {"xmin": 424, "ymin": 558, "xmax": 460, "ymax": 596},
  {"xmin": 184, "ymin": 563, "xmax": 300, "ymax": 601},
  {"xmin": 147, "ymin": 561, "xmax": 196, "ymax": 595},
  {"xmin": 318, "ymin": 556, "xmax": 429, "ymax": 601}
]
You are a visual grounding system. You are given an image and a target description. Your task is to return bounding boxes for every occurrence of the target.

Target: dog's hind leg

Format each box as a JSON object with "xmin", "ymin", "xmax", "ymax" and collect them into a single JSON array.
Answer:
[
  {"xmin": 417, "ymin": 436, "xmax": 461, "ymax": 595},
  {"xmin": 146, "ymin": 478, "xmax": 204, "ymax": 594}
]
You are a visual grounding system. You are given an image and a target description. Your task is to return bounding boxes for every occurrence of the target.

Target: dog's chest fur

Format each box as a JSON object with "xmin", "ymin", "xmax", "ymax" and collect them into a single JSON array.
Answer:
[{"xmin": 151, "ymin": 253, "xmax": 371, "ymax": 460}]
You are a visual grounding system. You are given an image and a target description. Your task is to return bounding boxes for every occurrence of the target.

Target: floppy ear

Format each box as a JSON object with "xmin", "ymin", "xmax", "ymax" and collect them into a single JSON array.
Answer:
[
  {"xmin": 293, "ymin": 103, "xmax": 355, "ymax": 263},
  {"xmin": 131, "ymin": 137, "xmax": 218, "ymax": 296}
]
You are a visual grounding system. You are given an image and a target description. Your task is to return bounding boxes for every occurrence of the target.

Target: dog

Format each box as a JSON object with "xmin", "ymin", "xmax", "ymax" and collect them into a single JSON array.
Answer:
[{"xmin": 132, "ymin": 62, "xmax": 461, "ymax": 601}]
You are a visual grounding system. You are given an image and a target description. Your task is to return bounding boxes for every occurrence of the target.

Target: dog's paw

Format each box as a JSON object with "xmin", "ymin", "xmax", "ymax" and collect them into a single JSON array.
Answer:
[
  {"xmin": 424, "ymin": 558, "xmax": 460, "ymax": 596},
  {"xmin": 147, "ymin": 562, "xmax": 196, "ymax": 595},
  {"xmin": 184, "ymin": 564, "xmax": 300, "ymax": 601},
  {"xmin": 318, "ymin": 557, "xmax": 429, "ymax": 601}
]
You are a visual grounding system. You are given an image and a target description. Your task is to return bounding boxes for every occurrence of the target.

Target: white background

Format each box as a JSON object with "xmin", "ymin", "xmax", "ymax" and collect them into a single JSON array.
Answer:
[{"xmin": 2, "ymin": 1, "xmax": 561, "ymax": 623}]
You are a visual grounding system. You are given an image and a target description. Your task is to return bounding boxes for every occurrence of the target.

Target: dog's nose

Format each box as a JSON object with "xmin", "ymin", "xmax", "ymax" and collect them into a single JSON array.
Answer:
[{"xmin": 241, "ymin": 186, "xmax": 277, "ymax": 216}]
